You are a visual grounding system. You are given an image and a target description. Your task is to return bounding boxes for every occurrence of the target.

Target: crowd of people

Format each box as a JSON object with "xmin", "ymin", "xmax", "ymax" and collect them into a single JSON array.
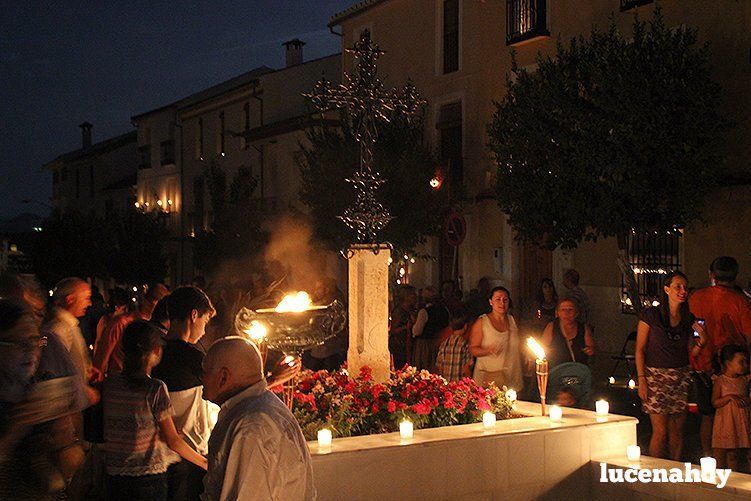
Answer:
[
  {"xmin": 4, "ymin": 253, "xmax": 751, "ymax": 498},
  {"xmin": 389, "ymin": 270, "xmax": 595, "ymax": 403},
  {"xmin": 0, "ymin": 275, "xmax": 314, "ymax": 501},
  {"xmin": 635, "ymin": 256, "xmax": 751, "ymax": 471}
]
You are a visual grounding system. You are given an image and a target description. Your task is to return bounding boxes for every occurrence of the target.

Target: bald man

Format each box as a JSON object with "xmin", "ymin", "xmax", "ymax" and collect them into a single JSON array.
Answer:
[{"xmin": 201, "ymin": 337, "xmax": 315, "ymax": 501}]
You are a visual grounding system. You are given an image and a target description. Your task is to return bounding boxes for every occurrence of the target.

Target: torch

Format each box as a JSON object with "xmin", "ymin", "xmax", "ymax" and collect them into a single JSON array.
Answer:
[
  {"xmin": 527, "ymin": 337, "xmax": 548, "ymax": 416},
  {"xmin": 243, "ymin": 320, "xmax": 268, "ymax": 366}
]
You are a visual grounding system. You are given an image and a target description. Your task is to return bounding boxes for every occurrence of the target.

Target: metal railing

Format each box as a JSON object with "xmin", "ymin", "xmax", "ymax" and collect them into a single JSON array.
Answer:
[{"xmin": 506, "ymin": 0, "xmax": 549, "ymax": 45}]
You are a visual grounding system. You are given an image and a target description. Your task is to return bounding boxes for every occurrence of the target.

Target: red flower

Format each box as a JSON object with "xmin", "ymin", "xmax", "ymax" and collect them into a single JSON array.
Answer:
[
  {"xmin": 387, "ymin": 400, "xmax": 397, "ymax": 413},
  {"xmin": 412, "ymin": 399, "xmax": 433, "ymax": 415}
]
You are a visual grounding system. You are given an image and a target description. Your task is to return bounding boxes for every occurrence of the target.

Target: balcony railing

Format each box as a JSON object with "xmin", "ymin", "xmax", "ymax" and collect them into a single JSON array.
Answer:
[
  {"xmin": 620, "ymin": 0, "xmax": 653, "ymax": 11},
  {"xmin": 506, "ymin": 0, "xmax": 549, "ymax": 45}
]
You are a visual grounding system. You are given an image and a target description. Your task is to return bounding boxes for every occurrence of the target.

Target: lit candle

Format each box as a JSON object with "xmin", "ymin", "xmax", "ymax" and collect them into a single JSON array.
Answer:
[
  {"xmin": 549, "ymin": 405, "xmax": 562, "ymax": 422},
  {"xmin": 317, "ymin": 428, "xmax": 332, "ymax": 448},
  {"xmin": 399, "ymin": 419, "xmax": 414, "ymax": 439},
  {"xmin": 505, "ymin": 388, "xmax": 517, "ymax": 402},
  {"xmin": 608, "ymin": 376, "xmax": 615, "ymax": 385},
  {"xmin": 482, "ymin": 411, "xmax": 496, "ymax": 430},
  {"xmin": 595, "ymin": 400, "xmax": 609, "ymax": 416},
  {"xmin": 628, "ymin": 379, "xmax": 636, "ymax": 390},
  {"xmin": 626, "ymin": 445, "xmax": 641, "ymax": 462},
  {"xmin": 700, "ymin": 457, "xmax": 716, "ymax": 482}
]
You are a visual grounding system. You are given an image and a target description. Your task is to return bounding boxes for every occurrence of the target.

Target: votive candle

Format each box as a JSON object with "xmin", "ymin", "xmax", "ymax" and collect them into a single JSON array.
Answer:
[
  {"xmin": 399, "ymin": 419, "xmax": 414, "ymax": 439},
  {"xmin": 626, "ymin": 445, "xmax": 641, "ymax": 462},
  {"xmin": 549, "ymin": 405, "xmax": 562, "ymax": 422},
  {"xmin": 628, "ymin": 379, "xmax": 636, "ymax": 390},
  {"xmin": 700, "ymin": 457, "xmax": 716, "ymax": 482},
  {"xmin": 482, "ymin": 411, "xmax": 496, "ymax": 430},
  {"xmin": 595, "ymin": 400, "xmax": 609, "ymax": 416},
  {"xmin": 317, "ymin": 428, "xmax": 332, "ymax": 448}
]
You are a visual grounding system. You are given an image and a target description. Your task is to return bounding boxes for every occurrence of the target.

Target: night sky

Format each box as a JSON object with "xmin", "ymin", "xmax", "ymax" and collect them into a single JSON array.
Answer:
[{"xmin": 0, "ymin": 0, "xmax": 354, "ymax": 219}]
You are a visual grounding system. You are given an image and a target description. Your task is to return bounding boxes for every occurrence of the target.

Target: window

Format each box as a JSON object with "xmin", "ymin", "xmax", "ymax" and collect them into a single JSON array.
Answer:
[
  {"xmin": 437, "ymin": 102, "xmax": 463, "ymax": 198},
  {"xmin": 218, "ymin": 112, "xmax": 226, "ymax": 156},
  {"xmin": 443, "ymin": 0, "xmax": 459, "ymax": 74},
  {"xmin": 160, "ymin": 140, "xmax": 175, "ymax": 165},
  {"xmin": 75, "ymin": 169, "xmax": 80, "ymax": 199},
  {"xmin": 53, "ymin": 170, "xmax": 59, "ymax": 184},
  {"xmin": 89, "ymin": 165, "xmax": 94, "ymax": 197},
  {"xmin": 138, "ymin": 145, "xmax": 151, "ymax": 169},
  {"xmin": 192, "ymin": 176, "xmax": 205, "ymax": 233},
  {"xmin": 196, "ymin": 118, "xmax": 204, "ymax": 160},
  {"xmin": 620, "ymin": 0, "xmax": 653, "ymax": 11},
  {"xmin": 506, "ymin": 0, "xmax": 549, "ymax": 45},
  {"xmin": 61, "ymin": 166, "xmax": 68, "ymax": 182},
  {"xmin": 621, "ymin": 230, "xmax": 682, "ymax": 313},
  {"xmin": 242, "ymin": 103, "xmax": 250, "ymax": 150}
]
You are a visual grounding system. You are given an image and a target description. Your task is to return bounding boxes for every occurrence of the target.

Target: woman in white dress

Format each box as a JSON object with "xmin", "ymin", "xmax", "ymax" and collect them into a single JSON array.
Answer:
[{"xmin": 468, "ymin": 286, "xmax": 523, "ymax": 390}]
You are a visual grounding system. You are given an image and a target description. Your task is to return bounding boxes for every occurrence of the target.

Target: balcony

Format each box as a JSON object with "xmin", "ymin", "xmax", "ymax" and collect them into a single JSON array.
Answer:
[
  {"xmin": 506, "ymin": 0, "xmax": 549, "ymax": 45},
  {"xmin": 620, "ymin": 0, "xmax": 653, "ymax": 11}
]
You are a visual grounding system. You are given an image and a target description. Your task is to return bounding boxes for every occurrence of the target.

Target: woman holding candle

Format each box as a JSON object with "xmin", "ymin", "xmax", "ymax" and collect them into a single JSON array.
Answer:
[
  {"xmin": 635, "ymin": 271, "xmax": 706, "ymax": 460},
  {"xmin": 469, "ymin": 287, "xmax": 523, "ymax": 390}
]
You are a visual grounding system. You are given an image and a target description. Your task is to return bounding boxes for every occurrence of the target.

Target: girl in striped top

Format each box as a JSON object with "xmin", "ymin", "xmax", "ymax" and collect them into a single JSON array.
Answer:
[{"xmin": 103, "ymin": 321, "xmax": 207, "ymax": 501}]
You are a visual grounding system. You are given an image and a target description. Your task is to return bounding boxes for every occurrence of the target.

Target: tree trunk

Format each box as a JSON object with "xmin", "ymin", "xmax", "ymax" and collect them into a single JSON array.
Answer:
[{"xmin": 616, "ymin": 232, "xmax": 643, "ymax": 314}]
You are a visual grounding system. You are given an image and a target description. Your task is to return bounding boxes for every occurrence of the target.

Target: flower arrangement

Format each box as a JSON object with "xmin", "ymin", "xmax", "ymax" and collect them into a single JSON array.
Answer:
[{"xmin": 289, "ymin": 365, "xmax": 517, "ymax": 440}]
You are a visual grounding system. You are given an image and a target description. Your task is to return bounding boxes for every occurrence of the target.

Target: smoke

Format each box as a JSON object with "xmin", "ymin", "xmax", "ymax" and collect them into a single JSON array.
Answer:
[{"xmin": 263, "ymin": 215, "xmax": 330, "ymax": 290}]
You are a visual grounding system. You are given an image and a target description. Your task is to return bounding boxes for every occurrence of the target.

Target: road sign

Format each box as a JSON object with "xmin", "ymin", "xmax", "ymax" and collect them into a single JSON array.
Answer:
[{"xmin": 445, "ymin": 212, "xmax": 466, "ymax": 246}]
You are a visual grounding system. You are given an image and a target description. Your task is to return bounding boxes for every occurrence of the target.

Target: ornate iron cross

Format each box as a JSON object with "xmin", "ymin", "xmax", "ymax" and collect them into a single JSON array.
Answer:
[{"xmin": 305, "ymin": 29, "xmax": 425, "ymax": 244}]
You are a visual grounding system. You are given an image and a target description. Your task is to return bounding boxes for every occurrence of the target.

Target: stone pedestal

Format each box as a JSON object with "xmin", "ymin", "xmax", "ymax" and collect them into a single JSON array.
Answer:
[{"xmin": 347, "ymin": 244, "xmax": 390, "ymax": 382}]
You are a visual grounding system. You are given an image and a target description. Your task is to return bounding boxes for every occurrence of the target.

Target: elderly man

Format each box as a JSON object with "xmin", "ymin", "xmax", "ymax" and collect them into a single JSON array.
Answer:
[
  {"xmin": 201, "ymin": 337, "xmax": 315, "ymax": 501},
  {"xmin": 43, "ymin": 277, "xmax": 95, "ymax": 399}
]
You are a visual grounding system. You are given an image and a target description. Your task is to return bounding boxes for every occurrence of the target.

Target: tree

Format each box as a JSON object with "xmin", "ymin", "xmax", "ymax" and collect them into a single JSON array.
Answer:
[
  {"xmin": 299, "ymin": 111, "xmax": 447, "ymax": 255},
  {"xmin": 26, "ymin": 208, "xmax": 167, "ymax": 287},
  {"xmin": 192, "ymin": 162, "xmax": 266, "ymax": 275},
  {"xmin": 488, "ymin": 9, "xmax": 729, "ymax": 251},
  {"xmin": 105, "ymin": 209, "xmax": 168, "ymax": 284}
]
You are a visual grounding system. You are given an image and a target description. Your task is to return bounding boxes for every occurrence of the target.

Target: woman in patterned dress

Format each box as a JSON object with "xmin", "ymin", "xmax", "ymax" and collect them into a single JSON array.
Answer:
[{"xmin": 635, "ymin": 271, "xmax": 707, "ymax": 460}]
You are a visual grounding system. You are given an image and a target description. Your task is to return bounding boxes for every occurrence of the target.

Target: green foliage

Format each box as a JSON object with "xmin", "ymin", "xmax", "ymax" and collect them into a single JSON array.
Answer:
[
  {"xmin": 27, "ymin": 209, "xmax": 167, "ymax": 287},
  {"xmin": 298, "ymin": 112, "xmax": 447, "ymax": 255},
  {"xmin": 192, "ymin": 163, "xmax": 266, "ymax": 275},
  {"xmin": 487, "ymin": 9, "xmax": 729, "ymax": 249}
]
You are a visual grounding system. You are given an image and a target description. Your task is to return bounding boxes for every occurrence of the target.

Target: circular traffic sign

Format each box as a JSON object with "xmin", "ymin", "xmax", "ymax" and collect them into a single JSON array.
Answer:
[{"xmin": 445, "ymin": 212, "xmax": 466, "ymax": 246}]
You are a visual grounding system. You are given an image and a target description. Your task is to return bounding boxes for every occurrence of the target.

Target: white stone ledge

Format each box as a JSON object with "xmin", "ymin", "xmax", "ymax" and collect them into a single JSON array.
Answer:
[{"xmin": 309, "ymin": 401, "xmax": 638, "ymax": 500}]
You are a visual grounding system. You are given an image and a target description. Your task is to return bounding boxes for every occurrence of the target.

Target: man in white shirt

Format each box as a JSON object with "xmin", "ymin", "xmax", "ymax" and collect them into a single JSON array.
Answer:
[
  {"xmin": 201, "ymin": 337, "xmax": 315, "ymax": 501},
  {"xmin": 42, "ymin": 277, "xmax": 96, "ymax": 405}
]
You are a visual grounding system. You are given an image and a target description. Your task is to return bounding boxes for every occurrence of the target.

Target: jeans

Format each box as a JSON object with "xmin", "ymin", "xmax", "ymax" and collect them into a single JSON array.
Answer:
[{"xmin": 107, "ymin": 472, "xmax": 167, "ymax": 501}]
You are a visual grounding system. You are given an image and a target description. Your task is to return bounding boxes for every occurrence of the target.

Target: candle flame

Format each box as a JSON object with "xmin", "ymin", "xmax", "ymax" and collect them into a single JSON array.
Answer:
[
  {"xmin": 275, "ymin": 291, "xmax": 313, "ymax": 312},
  {"xmin": 244, "ymin": 320, "xmax": 267, "ymax": 342},
  {"xmin": 527, "ymin": 337, "xmax": 546, "ymax": 361}
]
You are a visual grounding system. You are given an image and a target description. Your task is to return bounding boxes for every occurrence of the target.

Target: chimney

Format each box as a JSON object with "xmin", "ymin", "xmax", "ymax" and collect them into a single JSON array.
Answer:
[
  {"xmin": 79, "ymin": 121, "xmax": 93, "ymax": 149},
  {"xmin": 283, "ymin": 39, "xmax": 305, "ymax": 67}
]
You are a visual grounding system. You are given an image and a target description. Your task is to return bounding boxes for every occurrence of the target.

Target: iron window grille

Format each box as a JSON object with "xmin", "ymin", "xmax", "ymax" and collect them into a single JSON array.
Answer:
[
  {"xmin": 621, "ymin": 229, "xmax": 682, "ymax": 313},
  {"xmin": 506, "ymin": 0, "xmax": 549, "ymax": 45},
  {"xmin": 620, "ymin": 0, "xmax": 654, "ymax": 11}
]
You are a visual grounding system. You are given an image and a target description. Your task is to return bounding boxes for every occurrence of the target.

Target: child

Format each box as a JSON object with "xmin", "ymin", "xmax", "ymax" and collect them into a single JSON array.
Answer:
[
  {"xmin": 103, "ymin": 321, "xmax": 207, "ymax": 500},
  {"xmin": 712, "ymin": 344, "xmax": 750, "ymax": 471},
  {"xmin": 435, "ymin": 313, "xmax": 473, "ymax": 381}
]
